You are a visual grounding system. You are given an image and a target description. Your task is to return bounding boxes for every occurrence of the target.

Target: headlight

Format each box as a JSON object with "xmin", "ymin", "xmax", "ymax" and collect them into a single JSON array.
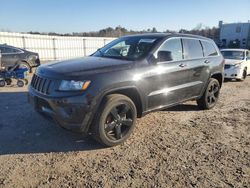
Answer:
[
  {"xmin": 59, "ymin": 80, "xmax": 91, "ymax": 91},
  {"xmin": 28, "ymin": 55, "xmax": 38, "ymax": 61}
]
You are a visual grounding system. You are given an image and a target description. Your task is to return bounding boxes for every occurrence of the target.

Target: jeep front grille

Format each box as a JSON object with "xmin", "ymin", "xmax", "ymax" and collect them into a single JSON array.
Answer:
[{"xmin": 31, "ymin": 74, "xmax": 52, "ymax": 95}]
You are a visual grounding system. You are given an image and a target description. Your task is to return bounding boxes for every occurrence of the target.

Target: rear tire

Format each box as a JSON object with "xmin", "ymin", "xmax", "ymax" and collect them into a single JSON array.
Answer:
[
  {"xmin": 0, "ymin": 80, "xmax": 6, "ymax": 87},
  {"xmin": 17, "ymin": 80, "xmax": 25, "ymax": 87},
  {"xmin": 92, "ymin": 94, "xmax": 137, "ymax": 147},
  {"xmin": 197, "ymin": 78, "xmax": 220, "ymax": 110}
]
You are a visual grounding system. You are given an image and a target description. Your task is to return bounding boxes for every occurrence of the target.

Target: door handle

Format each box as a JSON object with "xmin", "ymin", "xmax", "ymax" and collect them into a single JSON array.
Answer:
[
  {"xmin": 179, "ymin": 63, "xmax": 187, "ymax": 68},
  {"xmin": 204, "ymin": 60, "xmax": 210, "ymax": 64}
]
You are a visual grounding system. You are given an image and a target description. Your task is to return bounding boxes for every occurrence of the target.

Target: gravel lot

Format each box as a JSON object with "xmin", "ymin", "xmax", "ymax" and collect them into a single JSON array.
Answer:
[{"xmin": 0, "ymin": 75, "xmax": 249, "ymax": 187}]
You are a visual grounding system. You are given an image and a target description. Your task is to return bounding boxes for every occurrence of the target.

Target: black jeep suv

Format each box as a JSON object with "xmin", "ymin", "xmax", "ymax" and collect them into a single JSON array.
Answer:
[
  {"xmin": 0, "ymin": 44, "xmax": 40, "ymax": 72},
  {"xmin": 28, "ymin": 33, "xmax": 224, "ymax": 146}
]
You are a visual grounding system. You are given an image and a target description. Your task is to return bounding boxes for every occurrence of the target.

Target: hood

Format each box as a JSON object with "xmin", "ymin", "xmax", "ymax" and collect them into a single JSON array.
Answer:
[
  {"xmin": 224, "ymin": 59, "xmax": 243, "ymax": 65},
  {"xmin": 37, "ymin": 56, "xmax": 134, "ymax": 77}
]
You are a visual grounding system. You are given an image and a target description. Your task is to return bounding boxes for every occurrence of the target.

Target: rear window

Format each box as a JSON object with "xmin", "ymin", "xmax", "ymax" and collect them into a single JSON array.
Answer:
[
  {"xmin": 182, "ymin": 39, "xmax": 203, "ymax": 59},
  {"xmin": 201, "ymin": 41, "xmax": 218, "ymax": 56}
]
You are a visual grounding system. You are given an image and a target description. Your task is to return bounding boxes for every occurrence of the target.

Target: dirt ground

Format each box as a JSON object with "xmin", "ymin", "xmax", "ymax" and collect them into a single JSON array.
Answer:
[{"xmin": 0, "ymin": 76, "xmax": 249, "ymax": 188}]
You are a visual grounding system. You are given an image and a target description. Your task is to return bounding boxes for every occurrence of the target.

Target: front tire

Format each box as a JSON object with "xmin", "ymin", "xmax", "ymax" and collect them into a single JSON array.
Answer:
[
  {"xmin": 92, "ymin": 94, "xmax": 137, "ymax": 147},
  {"xmin": 197, "ymin": 78, "xmax": 220, "ymax": 110},
  {"xmin": 236, "ymin": 69, "xmax": 247, "ymax": 81}
]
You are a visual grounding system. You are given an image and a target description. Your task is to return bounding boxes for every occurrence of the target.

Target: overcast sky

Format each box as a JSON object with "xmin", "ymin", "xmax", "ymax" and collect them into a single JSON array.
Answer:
[{"xmin": 0, "ymin": 0, "xmax": 249, "ymax": 33}]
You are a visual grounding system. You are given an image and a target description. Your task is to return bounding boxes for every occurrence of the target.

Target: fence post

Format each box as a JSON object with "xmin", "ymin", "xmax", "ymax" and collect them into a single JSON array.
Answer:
[
  {"xmin": 103, "ymin": 39, "xmax": 107, "ymax": 46},
  {"xmin": 52, "ymin": 38, "xmax": 56, "ymax": 60},
  {"xmin": 83, "ymin": 39, "xmax": 86, "ymax": 56},
  {"xmin": 22, "ymin": 36, "xmax": 26, "ymax": 49}
]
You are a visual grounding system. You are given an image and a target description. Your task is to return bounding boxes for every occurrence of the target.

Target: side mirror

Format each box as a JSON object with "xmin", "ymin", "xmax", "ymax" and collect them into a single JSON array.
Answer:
[{"xmin": 157, "ymin": 51, "xmax": 173, "ymax": 62}]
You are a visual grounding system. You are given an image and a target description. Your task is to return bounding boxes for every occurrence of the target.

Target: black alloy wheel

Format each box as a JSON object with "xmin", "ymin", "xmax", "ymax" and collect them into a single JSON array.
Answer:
[
  {"xmin": 197, "ymin": 78, "xmax": 220, "ymax": 110},
  {"xmin": 206, "ymin": 81, "xmax": 220, "ymax": 106},
  {"xmin": 92, "ymin": 94, "xmax": 137, "ymax": 147},
  {"xmin": 104, "ymin": 103, "xmax": 133, "ymax": 141}
]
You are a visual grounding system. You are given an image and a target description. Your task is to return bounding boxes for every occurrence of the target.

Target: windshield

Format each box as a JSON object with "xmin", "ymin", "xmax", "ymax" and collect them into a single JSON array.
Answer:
[
  {"xmin": 93, "ymin": 36, "xmax": 161, "ymax": 60},
  {"xmin": 221, "ymin": 51, "xmax": 245, "ymax": 60}
]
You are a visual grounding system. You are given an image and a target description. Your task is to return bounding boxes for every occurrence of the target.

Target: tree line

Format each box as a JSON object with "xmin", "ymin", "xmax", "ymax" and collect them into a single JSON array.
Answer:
[{"xmin": 27, "ymin": 25, "xmax": 219, "ymax": 41}]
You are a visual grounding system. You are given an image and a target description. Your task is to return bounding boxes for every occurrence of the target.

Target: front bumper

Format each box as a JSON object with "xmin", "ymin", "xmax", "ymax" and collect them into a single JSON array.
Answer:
[
  {"xmin": 28, "ymin": 88, "xmax": 95, "ymax": 133},
  {"xmin": 224, "ymin": 66, "xmax": 242, "ymax": 79}
]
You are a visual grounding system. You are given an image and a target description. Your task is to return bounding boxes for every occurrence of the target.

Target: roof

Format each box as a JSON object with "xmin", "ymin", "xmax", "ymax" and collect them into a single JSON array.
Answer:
[{"xmin": 122, "ymin": 33, "xmax": 211, "ymax": 40}]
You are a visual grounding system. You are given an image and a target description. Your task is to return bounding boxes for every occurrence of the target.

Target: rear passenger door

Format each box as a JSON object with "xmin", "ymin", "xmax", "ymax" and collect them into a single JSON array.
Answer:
[
  {"xmin": 0, "ymin": 47, "xmax": 21, "ymax": 68},
  {"xmin": 182, "ymin": 38, "xmax": 210, "ymax": 98}
]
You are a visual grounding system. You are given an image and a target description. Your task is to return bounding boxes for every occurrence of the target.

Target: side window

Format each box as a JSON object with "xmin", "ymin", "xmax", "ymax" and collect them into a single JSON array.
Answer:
[
  {"xmin": 0, "ymin": 47, "xmax": 4, "ymax": 53},
  {"xmin": 0, "ymin": 47, "xmax": 7, "ymax": 53},
  {"xmin": 201, "ymin": 41, "xmax": 218, "ymax": 56},
  {"xmin": 11, "ymin": 48, "xmax": 22, "ymax": 53},
  {"xmin": 3, "ymin": 47, "xmax": 14, "ymax": 53},
  {"xmin": 0, "ymin": 46, "xmax": 22, "ymax": 54},
  {"xmin": 183, "ymin": 39, "xmax": 203, "ymax": 59},
  {"xmin": 157, "ymin": 38, "xmax": 183, "ymax": 61}
]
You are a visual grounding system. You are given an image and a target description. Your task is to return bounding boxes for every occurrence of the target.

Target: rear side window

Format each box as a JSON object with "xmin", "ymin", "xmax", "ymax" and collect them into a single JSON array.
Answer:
[
  {"xmin": 3, "ymin": 47, "xmax": 14, "ymax": 53},
  {"xmin": 201, "ymin": 41, "xmax": 218, "ymax": 56},
  {"xmin": 11, "ymin": 48, "xmax": 22, "ymax": 53},
  {"xmin": 0, "ymin": 47, "xmax": 21, "ymax": 54},
  {"xmin": 182, "ymin": 39, "xmax": 203, "ymax": 59},
  {"xmin": 0, "ymin": 47, "xmax": 4, "ymax": 53},
  {"xmin": 158, "ymin": 38, "xmax": 183, "ymax": 61},
  {"xmin": 0, "ymin": 47, "xmax": 7, "ymax": 53}
]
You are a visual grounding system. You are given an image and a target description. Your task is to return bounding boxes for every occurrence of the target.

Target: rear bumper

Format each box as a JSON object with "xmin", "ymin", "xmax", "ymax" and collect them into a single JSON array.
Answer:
[{"xmin": 28, "ymin": 87, "xmax": 95, "ymax": 133}]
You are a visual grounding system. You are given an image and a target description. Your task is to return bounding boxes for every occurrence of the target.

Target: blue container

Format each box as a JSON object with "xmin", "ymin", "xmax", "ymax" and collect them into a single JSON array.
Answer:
[{"xmin": 15, "ymin": 68, "xmax": 28, "ymax": 79}]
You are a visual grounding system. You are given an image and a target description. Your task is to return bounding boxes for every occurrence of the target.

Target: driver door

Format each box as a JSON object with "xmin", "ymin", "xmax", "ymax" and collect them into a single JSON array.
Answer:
[{"xmin": 146, "ymin": 38, "xmax": 192, "ymax": 110}]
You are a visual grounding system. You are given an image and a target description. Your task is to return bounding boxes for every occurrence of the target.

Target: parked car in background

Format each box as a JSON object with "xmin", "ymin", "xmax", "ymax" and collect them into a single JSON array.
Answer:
[
  {"xmin": 0, "ymin": 44, "xmax": 40, "ymax": 72},
  {"xmin": 28, "ymin": 33, "xmax": 224, "ymax": 146},
  {"xmin": 221, "ymin": 49, "xmax": 250, "ymax": 81}
]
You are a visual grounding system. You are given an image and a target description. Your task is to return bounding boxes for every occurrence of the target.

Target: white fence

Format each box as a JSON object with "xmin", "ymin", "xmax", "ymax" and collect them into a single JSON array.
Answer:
[{"xmin": 0, "ymin": 32, "xmax": 116, "ymax": 61}]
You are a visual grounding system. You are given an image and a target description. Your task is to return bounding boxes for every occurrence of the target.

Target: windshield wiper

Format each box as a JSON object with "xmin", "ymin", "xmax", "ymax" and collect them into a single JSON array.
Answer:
[{"xmin": 102, "ymin": 55, "xmax": 132, "ymax": 61}]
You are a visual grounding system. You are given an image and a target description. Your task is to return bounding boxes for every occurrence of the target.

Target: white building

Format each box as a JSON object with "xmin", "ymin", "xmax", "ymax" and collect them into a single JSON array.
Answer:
[{"xmin": 219, "ymin": 21, "xmax": 250, "ymax": 49}]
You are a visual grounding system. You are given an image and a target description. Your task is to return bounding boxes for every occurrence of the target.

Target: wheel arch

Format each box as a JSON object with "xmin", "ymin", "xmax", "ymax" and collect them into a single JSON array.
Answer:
[
  {"xmin": 17, "ymin": 60, "xmax": 32, "ymax": 72},
  {"xmin": 99, "ymin": 86, "xmax": 144, "ymax": 118},
  {"xmin": 210, "ymin": 72, "xmax": 223, "ymax": 87}
]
